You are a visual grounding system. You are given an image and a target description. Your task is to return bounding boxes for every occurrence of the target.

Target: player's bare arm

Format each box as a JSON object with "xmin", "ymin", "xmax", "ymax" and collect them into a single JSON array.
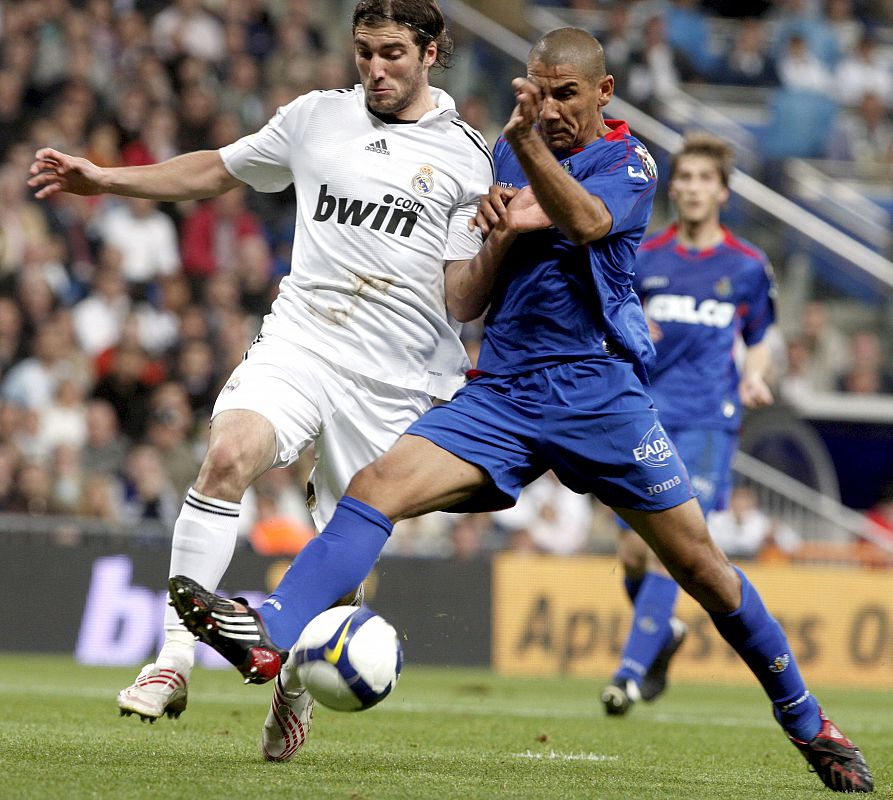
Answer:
[
  {"xmin": 28, "ymin": 148, "xmax": 242, "ymax": 202},
  {"xmin": 739, "ymin": 340, "xmax": 774, "ymax": 408},
  {"xmin": 446, "ymin": 187, "xmax": 550, "ymax": 322},
  {"xmin": 504, "ymin": 77, "xmax": 612, "ymax": 245}
]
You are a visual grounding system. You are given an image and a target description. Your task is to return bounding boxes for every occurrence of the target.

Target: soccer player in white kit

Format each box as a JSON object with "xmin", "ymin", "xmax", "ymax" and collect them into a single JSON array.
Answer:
[{"xmin": 29, "ymin": 0, "xmax": 495, "ymax": 747}]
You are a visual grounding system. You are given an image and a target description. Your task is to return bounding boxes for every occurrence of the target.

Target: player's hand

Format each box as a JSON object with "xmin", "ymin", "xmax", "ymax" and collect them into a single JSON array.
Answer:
[
  {"xmin": 471, "ymin": 185, "xmax": 518, "ymax": 237},
  {"xmin": 739, "ymin": 373, "xmax": 774, "ymax": 408},
  {"xmin": 503, "ymin": 77, "xmax": 543, "ymax": 147},
  {"xmin": 646, "ymin": 318, "xmax": 663, "ymax": 343},
  {"xmin": 27, "ymin": 148, "xmax": 106, "ymax": 199},
  {"xmin": 503, "ymin": 186, "xmax": 551, "ymax": 233}
]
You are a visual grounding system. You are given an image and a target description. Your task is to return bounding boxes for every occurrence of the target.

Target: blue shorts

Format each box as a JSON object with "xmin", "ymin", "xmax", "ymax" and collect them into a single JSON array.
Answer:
[
  {"xmin": 665, "ymin": 426, "xmax": 736, "ymax": 514},
  {"xmin": 405, "ymin": 357, "xmax": 695, "ymax": 513}
]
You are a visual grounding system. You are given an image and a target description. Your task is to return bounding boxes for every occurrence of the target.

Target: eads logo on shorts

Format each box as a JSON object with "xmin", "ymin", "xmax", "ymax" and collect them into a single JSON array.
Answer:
[
  {"xmin": 312, "ymin": 184, "xmax": 426, "ymax": 238},
  {"xmin": 633, "ymin": 424, "xmax": 674, "ymax": 467}
]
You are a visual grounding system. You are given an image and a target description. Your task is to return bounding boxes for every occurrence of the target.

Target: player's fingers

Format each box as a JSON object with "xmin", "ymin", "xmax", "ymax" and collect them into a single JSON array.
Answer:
[{"xmin": 33, "ymin": 183, "xmax": 61, "ymax": 200}]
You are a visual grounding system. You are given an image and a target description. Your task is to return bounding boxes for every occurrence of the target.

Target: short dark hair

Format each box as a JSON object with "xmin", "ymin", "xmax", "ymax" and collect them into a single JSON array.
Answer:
[
  {"xmin": 670, "ymin": 132, "xmax": 734, "ymax": 188},
  {"xmin": 352, "ymin": 0, "xmax": 453, "ymax": 70}
]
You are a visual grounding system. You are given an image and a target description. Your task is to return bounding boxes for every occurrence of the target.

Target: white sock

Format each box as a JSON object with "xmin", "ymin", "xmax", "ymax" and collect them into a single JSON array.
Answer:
[{"xmin": 157, "ymin": 487, "xmax": 241, "ymax": 672}]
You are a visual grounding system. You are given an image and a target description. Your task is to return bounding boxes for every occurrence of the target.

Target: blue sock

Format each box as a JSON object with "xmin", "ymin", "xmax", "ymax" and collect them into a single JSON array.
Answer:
[
  {"xmin": 624, "ymin": 575, "xmax": 644, "ymax": 604},
  {"xmin": 615, "ymin": 572, "xmax": 678, "ymax": 684},
  {"xmin": 709, "ymin": 567, "xmax": 820, "ymax": 742},
  {"xmin": 258, "ymin": 496, "xmax": 392, "ymax": 650}
]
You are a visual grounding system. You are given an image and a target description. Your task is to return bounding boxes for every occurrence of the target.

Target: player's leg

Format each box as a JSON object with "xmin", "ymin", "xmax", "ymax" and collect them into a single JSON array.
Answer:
[
  {"xmin": 604, "ymin": 426, "xmax": 730, "ymax": 713},
  {"xmin": 170, "ymin": 375, "xmax": 535, "ymax": 679},
  {"xmin": 602, "ymin": 530, "xmax": 682, "ymax": 714},
  {"xmin": 622, "ymin": 500, "xmax": 873, "ymax": 793},
  {"xmin": 119, "ymin": 335, "xmax": 323, "ymax": 721},
  {"xmin": 257, "ymin": 433, "xmax": 489, "ymax": 649},
  {"xmin": 117, "ymin": 408, "xmax": 277, "ymax": 721}
]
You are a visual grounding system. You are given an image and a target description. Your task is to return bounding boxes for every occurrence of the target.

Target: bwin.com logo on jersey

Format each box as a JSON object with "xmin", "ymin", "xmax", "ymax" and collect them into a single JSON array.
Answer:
[
  {"xmin": 313, "ymin": 184, "xmax": 425, "ymax": 238},
  {"xmin": 768, "ymin": 654, "xmax": 790, "ymax": 673},
  {"xmin": 633, "ymin": 425, "xmax": 673, "ymax": 467}
]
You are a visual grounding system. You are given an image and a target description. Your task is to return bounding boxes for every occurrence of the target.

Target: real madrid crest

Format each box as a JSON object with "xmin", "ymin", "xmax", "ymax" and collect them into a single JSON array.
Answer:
[{"xmin": 411, "ymin": 165, "xmax": 435, "ymax": 195}]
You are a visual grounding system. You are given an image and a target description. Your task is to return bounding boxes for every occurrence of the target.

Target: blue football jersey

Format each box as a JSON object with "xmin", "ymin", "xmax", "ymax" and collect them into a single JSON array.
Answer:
[
  {"xmin": 633, "ymin": 224, "xmax": 777, "ymax": 431},
  {"xmin": 477, "ymin": 121, "xmax": 658, "ymax": 381}
]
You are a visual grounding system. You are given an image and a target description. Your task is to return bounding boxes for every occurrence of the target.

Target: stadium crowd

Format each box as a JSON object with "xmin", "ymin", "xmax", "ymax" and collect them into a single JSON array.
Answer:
[{"xmin": 1, "ymin": 0, "xmax": 892, "ymax": 559}]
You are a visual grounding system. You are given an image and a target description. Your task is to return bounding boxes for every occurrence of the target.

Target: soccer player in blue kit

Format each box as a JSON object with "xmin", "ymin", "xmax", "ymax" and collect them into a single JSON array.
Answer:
[
  {"xmin": 601, "ymin": 132, "xmax": 778, "ymax": 717},
  {"xmin": 171, "ymin": 28, "xmax": 873, "ymax": 792}
]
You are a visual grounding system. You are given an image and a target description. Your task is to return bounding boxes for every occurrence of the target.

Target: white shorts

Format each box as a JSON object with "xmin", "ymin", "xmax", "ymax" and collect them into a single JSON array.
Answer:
[{"xmin": 212, "ymin": 334, "xmax": 433, "ymax": 529}]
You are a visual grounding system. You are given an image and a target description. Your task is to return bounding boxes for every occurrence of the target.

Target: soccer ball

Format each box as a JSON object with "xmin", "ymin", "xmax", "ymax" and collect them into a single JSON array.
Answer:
[{"xmin": 293, "ymin": 605, "xmax": 402, "ymax": 711}]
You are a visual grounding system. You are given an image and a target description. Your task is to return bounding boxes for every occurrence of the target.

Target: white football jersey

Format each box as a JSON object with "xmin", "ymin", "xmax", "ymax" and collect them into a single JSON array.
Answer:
[{"xmin": 220, "ymin": 85, "xmax": 494, "ymax": 400}]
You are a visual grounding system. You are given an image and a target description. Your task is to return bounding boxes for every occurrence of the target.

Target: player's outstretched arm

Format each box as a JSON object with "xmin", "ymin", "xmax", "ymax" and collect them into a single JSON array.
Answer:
[{"xmin": 28, "ymin": 148, "xmax": 242, "ymax": 202}]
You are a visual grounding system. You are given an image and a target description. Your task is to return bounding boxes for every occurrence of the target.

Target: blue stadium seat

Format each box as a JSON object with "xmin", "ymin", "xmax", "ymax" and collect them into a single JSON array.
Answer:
[{"xmin": 762, "ymin": 88, "xmax": 837, "ymax": 160}]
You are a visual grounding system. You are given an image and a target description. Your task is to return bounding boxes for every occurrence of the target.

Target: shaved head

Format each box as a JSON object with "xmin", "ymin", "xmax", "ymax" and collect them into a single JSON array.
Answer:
[{"xmin": 528, "ymin": 27, "xmax": 606, "ymax": 83}]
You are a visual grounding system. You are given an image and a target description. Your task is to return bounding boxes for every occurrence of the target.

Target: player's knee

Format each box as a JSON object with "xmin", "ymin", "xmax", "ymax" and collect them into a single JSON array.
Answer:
[{"xmin": 197, "ymin": 437, "xmax": 256, "ymax": 495}]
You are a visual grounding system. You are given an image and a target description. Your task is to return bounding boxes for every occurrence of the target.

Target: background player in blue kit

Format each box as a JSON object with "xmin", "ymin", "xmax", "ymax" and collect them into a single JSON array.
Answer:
[
  {"xmin": 601, "ymin": 132, "xmax": 778, "ymax": 717},
  {"xmin": 171, "ymin": 28, "xmax": 873, "ymax": 792}
]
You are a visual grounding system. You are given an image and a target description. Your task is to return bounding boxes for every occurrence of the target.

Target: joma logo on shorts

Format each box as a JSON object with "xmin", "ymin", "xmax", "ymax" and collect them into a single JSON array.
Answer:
[
  {"xmin": 633, "ymin": 426, "xmax": 674, "ymax": 466},
  {"xmin": 646, "ymin": 475, "xmax": 682, "ymax": 496},
  {"xmin": 313, "ymin": 184, "xmax": 425, "ymax": 238}
]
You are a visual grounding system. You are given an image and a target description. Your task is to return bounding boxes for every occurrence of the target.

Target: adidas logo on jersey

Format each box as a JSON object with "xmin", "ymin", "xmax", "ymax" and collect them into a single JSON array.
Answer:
[
  {"xmin": 365, "ymin": 138, "xmax": 390, "ymax": 155},
  {"xmin": 313, "ymin": 184, "xmax": 425, "ymax": 238}
]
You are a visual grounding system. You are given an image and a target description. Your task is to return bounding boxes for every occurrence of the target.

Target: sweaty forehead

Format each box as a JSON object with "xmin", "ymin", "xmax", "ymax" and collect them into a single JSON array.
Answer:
[
  {"xmin": 527, "ymin": 61, "xmax": 587, "ymax": 88},
  {"xmin": 354, "ymin": 22, "xmax": 416, "ymax": 48}
]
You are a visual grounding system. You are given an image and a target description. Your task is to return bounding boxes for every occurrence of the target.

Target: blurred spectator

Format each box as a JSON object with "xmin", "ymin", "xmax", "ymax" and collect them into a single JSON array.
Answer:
[
  {"xmin": 50, "ymin": 441, "xmax": 85, "ymax": 512},
  {"xmin": 628, "ymin": 14, "xmax": 694, "ymax": 111},
  {"xmin": 0, "ymin": 69, "xmax": 26, "ymax": 162},
  {"xmin": 836, "ymin": 330, "xmax": 893, "ymax": 394},
  {"xmin": 120, "ymin": 442, "xmax": 179, "ymax": 525},
  {"xmin": 81, "ymin": 398, "xmax": 129, "ymax": 475},
  {"xmin": 234, "ymin": 233, "xmax": 275, "ymax": 317},
  {"xmin": 457, "ymin": 94, "xmax": 501, "ymax": 148},
  {"xmin": 776, "ymin": 34, "xmax": 832, "ymax": 92},
  {"xmin": 39, "ymin": 373, "xmax": 89, "ymax": 451},
  {"xmin": 121, "ymin": 106, "xmax": 180, "ymax": 167},
  {"xmin": 715, "ymin": 18, "xmax": 779, "ymax": 86},
  {"xmin": 778, "ymin": 335, "xmax": 814, "ymax": 405},
  {"xmin": 220, "ymin": 53, "xmax": 267, "ymax": 132},
  {"xmin": 71, "ymin": 259, "xmax": 131, "ymax": 356},
  {"xmin": 708, "ymin": 484, "xmax": 801, "ymax": 559},
  {"xmin": 77, "ymin": 471, "xmax": 122, "ymax": 522},
  {"xmin": 143, "ymin": 381, "xmax": 199, "ymax": 498},
  {"xmin": 771, "ymin": 0, "xmax": 840, "ymax": 67},
  {"xmin": 172, "ymin": 338, "xmax": 218, "ymax": 417},
  {"xmin": 795, "ymin": 300, "xmax": 849, "ymax": 391},
  {"xmin": 7, "ymin": 459, "xmax": 55, "ymax": 515},
  {"xmin": 0, "ymin": 297, "xmax": 26, "ymax": 381},
  {"xmin": 93, "ymin": 198, "xmax": 181, "ymax": 289},
  {"xmin": 91, "ymin": 342, "xmax": 157, "ymax": 440},
  {"xmin": 180, "ymin": 186, "xmax": 264, "ymax": 279},
  {"xmin": 177, "ymin": 83, "xmax": 219, "ymax": 152},
  {"xmin": 450, "ymin": 512, "xmax": 494, "ymax": 560},
  {"xmin": 600, "ymin": 6, "xmax": 634, "ymax": 94},
  {"xmin": 834, "ymin": 34, "xmax": 892, "ymax": 108},
  {"xmin": 825, "ymin": 91, "xmax": 893, "ymax": 163},
  {"xmin": 0, "ymin": 318, "xmax": 70, "ymax": 412},
  {"xmin": 493, "ymin": 471, "xmax": 593, "ymax": 555},
  {"xmin": 0, "ymin": 441, "xmax": 19, "ymax": 508},
  {"xmin": 825, "ymin": 0, "xmax": 864, "ymax": 59},
  {"xmin": 665, "ymin": 0, "xmax": 716, "ymax": 78},
  {"xmin": 133, "ymin": 273, "xmax": 191, "ymax": 357},
  {"xmin": 151, "ymin": 0, "xmax": 226, "ymax": 64},
  {"xmin": 0, "ymin": 164, "xmax": 52, "ymax": 277}
]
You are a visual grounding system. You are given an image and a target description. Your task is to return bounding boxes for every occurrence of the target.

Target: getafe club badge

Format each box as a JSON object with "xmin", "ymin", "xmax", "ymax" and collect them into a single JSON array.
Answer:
[
  {"xmin": 634, "ymin": 145, "xmax": 658, "ymax": 179},
  {"xmin": 411, "ymin": 165, "xmax": 435, "ymax": 195},
  {"xmin": 714, "ymin": 277, "xmax": 732, "ymax": 297},
  {"xmin": 562, "ymin": 159, "xmax": 573, "ymax": 174}
]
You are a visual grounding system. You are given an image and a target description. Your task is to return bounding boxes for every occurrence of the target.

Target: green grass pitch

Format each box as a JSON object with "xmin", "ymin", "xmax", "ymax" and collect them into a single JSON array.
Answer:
[{"xmin": 0, "ymin": 655, "xmax": 889, "ymax": 799}]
